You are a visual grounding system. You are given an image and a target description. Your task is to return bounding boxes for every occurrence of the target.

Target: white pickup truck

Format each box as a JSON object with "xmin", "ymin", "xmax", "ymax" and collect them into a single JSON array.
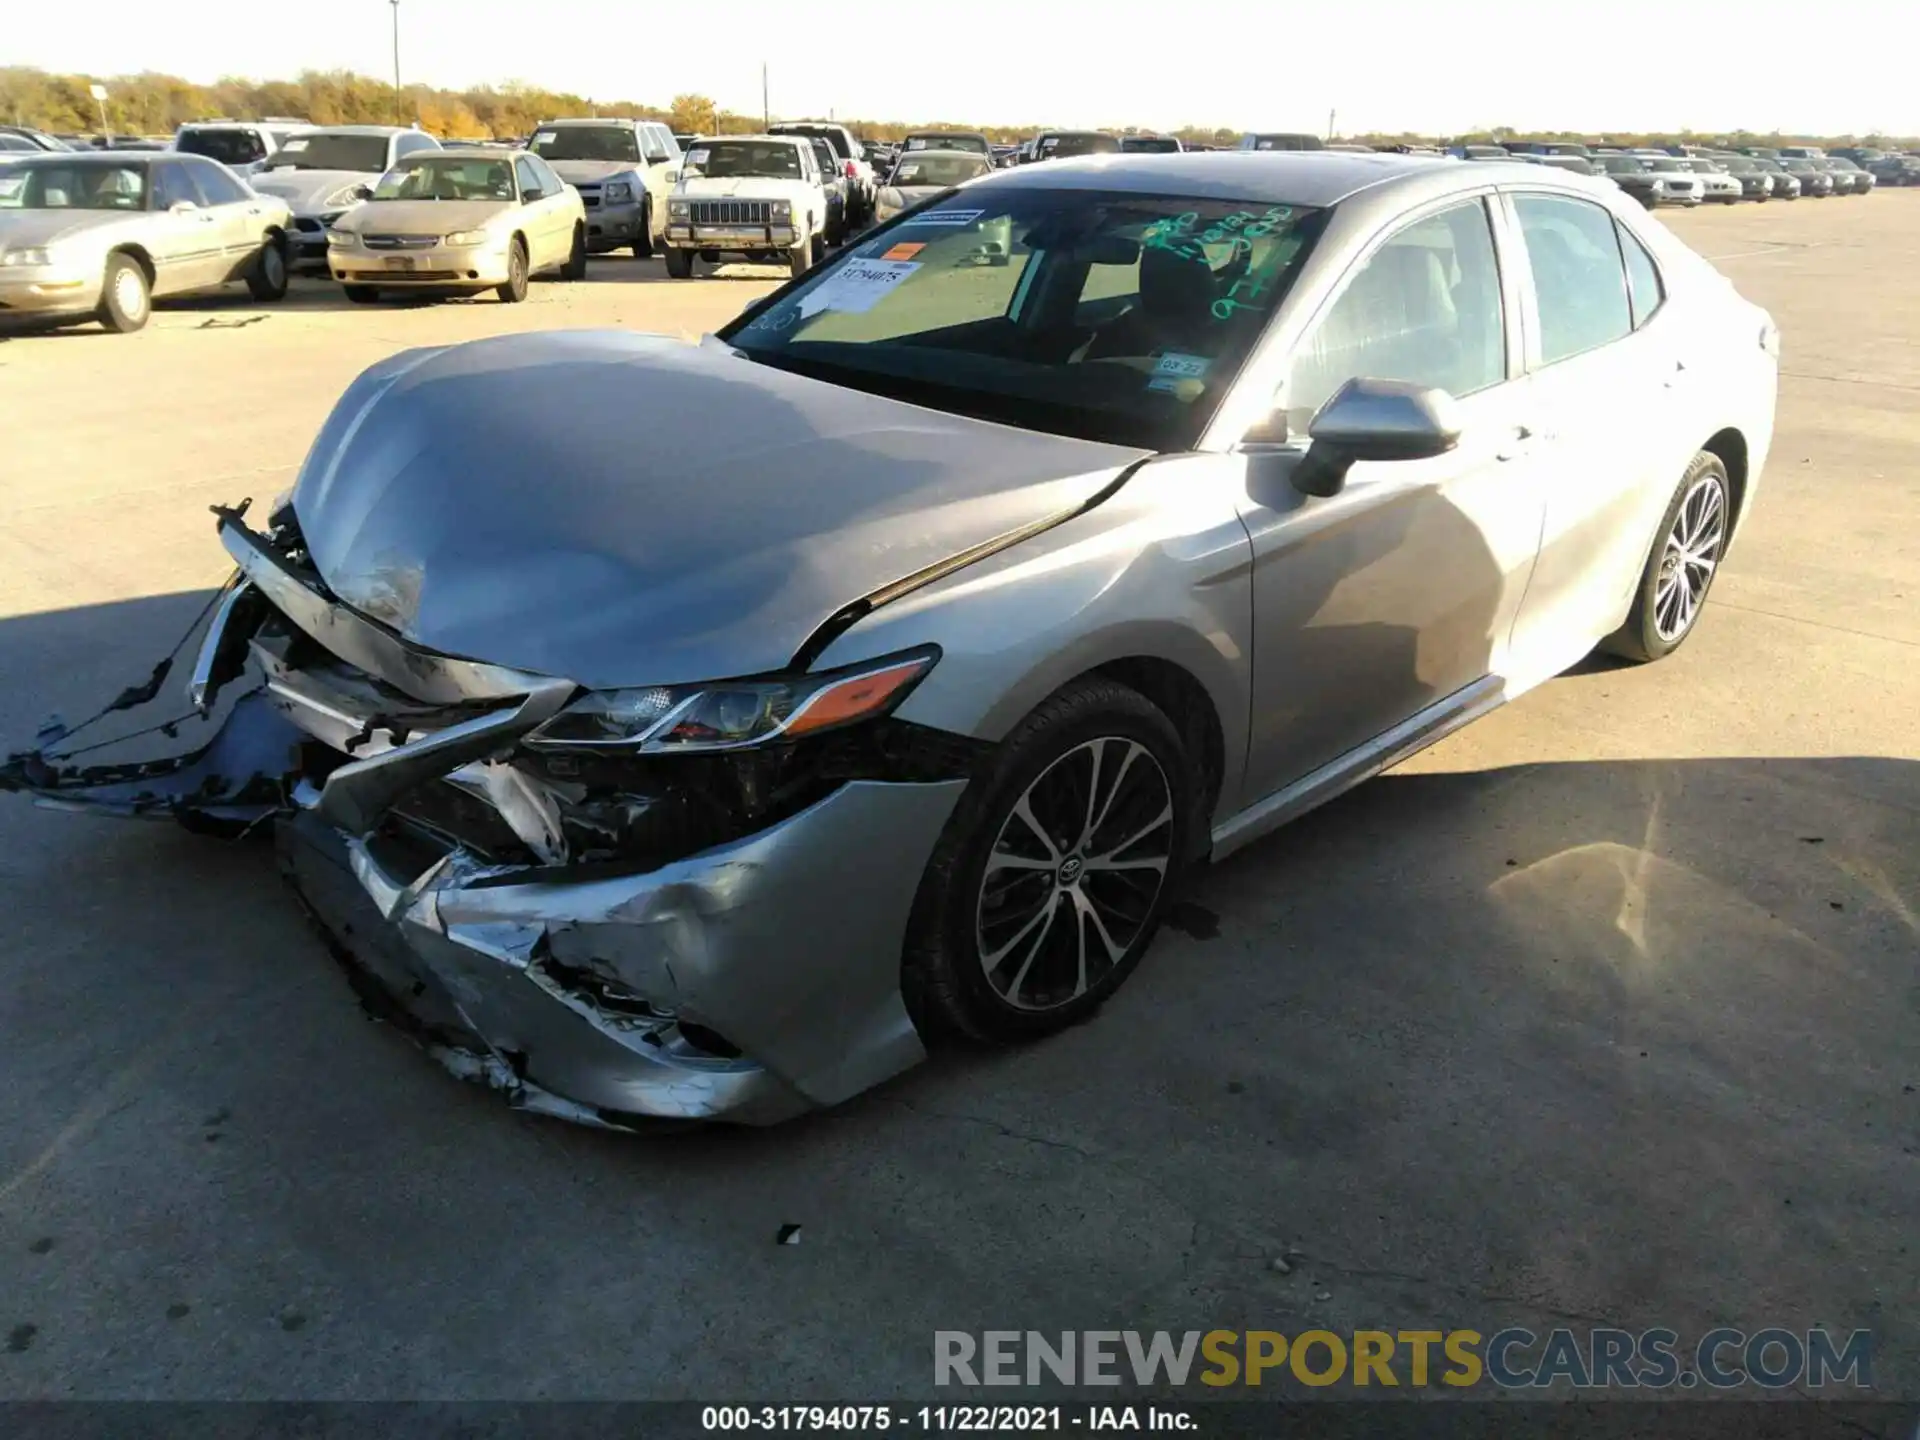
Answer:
[{"xmin": 662, "ymin": 135, "xmax": 831, "ymax": 279}]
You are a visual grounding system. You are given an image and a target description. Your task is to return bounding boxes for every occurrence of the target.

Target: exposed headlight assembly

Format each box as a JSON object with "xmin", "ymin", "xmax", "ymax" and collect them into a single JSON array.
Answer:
[
  {"xmin": 668, "ymin": 198, "xmax": 690, "ymax": 218},
  {"xmin": 326, "ymin": 229, "xmax": 356, "ymax": 248},
  {"xmin": 444, "ymin": 228, "xmax": 489, "ymax": 246},
  {"xmin": 769, "ymin": 199, "xmax": 792, "ymax": 220},
  {"xmin": 0, "ymin": 247, "xmax": 52, "ymax": 266},
  {"xmin": 525, "ymin": 648, "xmax": 938, "ymax": 752},
  {"xmin": 603, "ymin": 181, "xmax": 634, "ymax": 203}
]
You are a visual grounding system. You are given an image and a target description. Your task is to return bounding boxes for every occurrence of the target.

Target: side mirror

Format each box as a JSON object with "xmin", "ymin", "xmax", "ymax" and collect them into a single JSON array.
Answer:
[
  {"xmin": 168, "ymin": 199, "xmax": 198, "ymax": 214},
  {"xmin": 1288, "ymin": 378, "xmax": 1463, "ymax": 498},
  {"xmin": 520, "ymin": 188, "xmax": 539, "ymax": 205},
  {"xmin": 352, "ymin": 184, "xmax": 374, "ymax": 201}
]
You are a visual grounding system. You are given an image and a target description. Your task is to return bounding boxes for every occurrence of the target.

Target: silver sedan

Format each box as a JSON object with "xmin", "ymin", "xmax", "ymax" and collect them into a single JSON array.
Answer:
[
  {"xmin": 4, "ymin": 153, "xmax": 1779, "ymax": 1126},
  {"xmin": 0, "ymin": 151, "xmax": 290, "ymax": 332}
]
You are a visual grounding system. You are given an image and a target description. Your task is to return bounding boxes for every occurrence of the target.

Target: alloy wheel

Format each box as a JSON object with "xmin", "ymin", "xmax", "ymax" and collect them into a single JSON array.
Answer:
[
  {"xmin": 1654, "ymin": 471, "xmax": 1727, "ymax": 641},
  {"xmin": 975, "ymin": 737, "xmax": 1174, "ymax": 1012}
]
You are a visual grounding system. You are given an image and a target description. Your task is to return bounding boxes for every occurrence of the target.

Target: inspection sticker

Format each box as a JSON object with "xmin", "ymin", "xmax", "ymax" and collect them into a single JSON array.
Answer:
[
  {"xmin": 686, "ymin": 148, "xmax": 710, "ymax": 166},
  {"xmin": 881, "ymin": 242, "xmax": 926, "ymax": 261},
  {"xmin": 798, "ymin": 259, "xmax": 922, "ymax": 315},
  {"xmin": 904, "ymin": 208, "xmax": 985, "ymax": 227},
  {"xmin": 532, "ymin": 131, "xmax": 558, "ymax": 146},
  {"xmin": 1153, "ymin": 351, "xmax": 1211, "ymax": 379}
]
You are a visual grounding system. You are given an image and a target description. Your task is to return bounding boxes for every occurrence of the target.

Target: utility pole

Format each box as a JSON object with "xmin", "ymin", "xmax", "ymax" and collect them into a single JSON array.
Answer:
[
  {"xmin": 389, "ymin": 0, "xmax": 404, "ymax": 125},
  {"xmin": 762, "ymin": 62, "xmax": 769, "ymax": 130}
]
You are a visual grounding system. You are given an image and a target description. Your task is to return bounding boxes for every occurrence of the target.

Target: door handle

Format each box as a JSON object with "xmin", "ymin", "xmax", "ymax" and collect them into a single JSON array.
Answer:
[
  {"xmin": 1496, "ymin": 423, "xmax": 1535, "ymax": 462},
  {"xmin": 1664, "ymin": 358, "xmax": 1687, "ymax": 388}
]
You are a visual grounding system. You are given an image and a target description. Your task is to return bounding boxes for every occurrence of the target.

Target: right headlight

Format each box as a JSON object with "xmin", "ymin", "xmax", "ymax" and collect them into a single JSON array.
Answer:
[
  {"xmin": 0, "ymin": 247, "xmax": 52, "ymax": 266},
  {"xmin": 524, "ymin": 649, "xmax": 938, "ymax": 752},
  {"xmin": 444, "ymin": 228, "xmax": 489, "ymax": 246},
  {"xmin": 769, "ymin": 199, "xmax": 792, "ymax": 220}
]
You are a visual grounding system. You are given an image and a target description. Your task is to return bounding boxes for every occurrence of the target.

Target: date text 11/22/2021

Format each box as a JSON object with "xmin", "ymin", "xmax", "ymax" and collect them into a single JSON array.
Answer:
[{"xmin": 701, "ymin": 1406, "xmax": 1196, "ymax": 1431}]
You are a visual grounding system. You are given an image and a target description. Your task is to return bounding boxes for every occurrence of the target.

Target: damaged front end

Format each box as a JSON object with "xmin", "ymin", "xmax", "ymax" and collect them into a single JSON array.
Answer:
[{"xmin": 1, "ymin": 500, "xmax": 979, "ymax": 1127}]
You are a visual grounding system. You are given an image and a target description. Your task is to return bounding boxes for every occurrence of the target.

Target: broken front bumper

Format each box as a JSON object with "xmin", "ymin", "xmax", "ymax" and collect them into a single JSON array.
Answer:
[{"xmin": 3, "ymin": 507, "xmax": 969, "ymax": 1127}]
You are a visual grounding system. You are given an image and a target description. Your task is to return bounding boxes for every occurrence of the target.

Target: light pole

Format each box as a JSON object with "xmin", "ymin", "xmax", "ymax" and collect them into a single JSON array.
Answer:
[
  {"xmin": 389, "ymin": 0, "xmax": 404, "ymax": 125},
  {"xmin": 88, "ymin": 83, "xmax": 111, "ymax": 143}
]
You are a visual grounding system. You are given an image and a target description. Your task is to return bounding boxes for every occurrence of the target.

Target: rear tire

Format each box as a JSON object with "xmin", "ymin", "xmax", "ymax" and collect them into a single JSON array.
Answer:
[
  {"xmin": 664, "ymin": 246, "xmax": 693, "ymax": 279},
  {"xmin": 245, "ymin": 235, "xmax": 289, "ymax": 300},
  {"xmin": 561, "ymin": 223, "xmax": 588, "ymax": 281},
  {"xmin": 901, "ymin": 677, "xmax": 1194, "ymax": 1045},
  {"xmin": 343, "ymin": 284, "xmax": 380, "ymax": 304},
  {"xmin": 1601, "ymin": 452, "xmax": 1731, "ymax": 664},
  {"xmin": 96, "ymin": 253, "xmax": 150, "ymax": 333},
  {"xmin": 496, "ymin": 238, "xmax": 529, "ymax": 303}
]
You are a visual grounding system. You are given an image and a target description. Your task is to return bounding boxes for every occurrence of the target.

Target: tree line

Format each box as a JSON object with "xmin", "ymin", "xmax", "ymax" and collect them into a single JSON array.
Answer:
[{"xmin": 2, "ymin": 66, "xmax": 1909, "ymax": 151}]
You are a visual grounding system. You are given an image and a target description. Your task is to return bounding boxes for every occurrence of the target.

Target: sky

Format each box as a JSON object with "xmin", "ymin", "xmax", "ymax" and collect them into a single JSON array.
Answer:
[{"xmin": 13, "ymin": 0, "xmax": 1916, "ymax": 138}]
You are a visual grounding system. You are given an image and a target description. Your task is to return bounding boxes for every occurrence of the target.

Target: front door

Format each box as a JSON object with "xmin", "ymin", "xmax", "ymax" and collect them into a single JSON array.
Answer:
[
  {"xmin": 182, "ymin": 156, "xmax": 267, "ymax": 283},
  {"xmin": 1236, "ymin": 195, "xmax": 1547, "ymax": 807}
]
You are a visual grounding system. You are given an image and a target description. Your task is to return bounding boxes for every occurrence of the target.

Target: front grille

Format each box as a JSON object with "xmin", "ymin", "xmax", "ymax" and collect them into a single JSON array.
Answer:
[
  {"xmin": 362, "ymin": 234, "xmax": 439, "ymax": 251},
  {"xmin": 692, "ymin": 199, "xmax": 771, "ymax": 226},
  {"xmin": 581, "ymin": 194, "xmax": 601, "ymax": 208}
]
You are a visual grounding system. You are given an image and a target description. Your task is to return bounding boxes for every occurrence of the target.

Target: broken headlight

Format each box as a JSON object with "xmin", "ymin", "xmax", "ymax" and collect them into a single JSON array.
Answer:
[{"xmin": 523, "ymin": 648, "xmax": 938, "ymax": 753}]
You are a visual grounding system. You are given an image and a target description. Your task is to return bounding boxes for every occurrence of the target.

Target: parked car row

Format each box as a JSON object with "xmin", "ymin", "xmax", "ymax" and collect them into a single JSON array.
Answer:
[{"xmin": 1446, "ymin": 140, "xmax": 1882, "ymax": 204}]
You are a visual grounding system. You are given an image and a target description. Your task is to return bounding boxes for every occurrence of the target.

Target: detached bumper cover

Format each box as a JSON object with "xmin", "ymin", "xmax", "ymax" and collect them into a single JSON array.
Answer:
[{"xmin": 3, "ymin": 505, "xmax": 971, "ymax": 1126}]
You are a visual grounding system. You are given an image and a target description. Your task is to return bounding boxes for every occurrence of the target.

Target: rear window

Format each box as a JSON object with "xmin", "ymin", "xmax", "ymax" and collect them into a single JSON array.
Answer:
[{"xmin": 177, "ymin": 128, "xmax": 265, "ymax": 166}]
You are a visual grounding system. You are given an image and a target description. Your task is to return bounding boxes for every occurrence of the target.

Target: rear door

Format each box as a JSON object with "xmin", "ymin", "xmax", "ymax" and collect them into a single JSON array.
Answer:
[
  {"xmin": 183, "ymin": 156, "xmax": 268, "ymax": 281},
  {"xmin": 146, "ymin": 159, "xmax": 222, "ymax": 293},
  {"xmin": 1498, "ymin": 189, "xmax": 1683, "ymax": 681}
]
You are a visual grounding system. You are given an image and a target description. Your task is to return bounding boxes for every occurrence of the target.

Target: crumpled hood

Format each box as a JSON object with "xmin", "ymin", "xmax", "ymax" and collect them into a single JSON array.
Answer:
[
  {"xmin": 290, "ymin": 330, "xmax": 1147, "ymax": 690},
  {"xmin": 251, "ymin": 169, "xmax": 371, "ymax": 212},
  {"xmin": 0, "ymin": 210, "xmax": 126, "ymax": 248},
  {"xmin": 546, "ymin": 159, "xmax": 641, "ymax": 184}
]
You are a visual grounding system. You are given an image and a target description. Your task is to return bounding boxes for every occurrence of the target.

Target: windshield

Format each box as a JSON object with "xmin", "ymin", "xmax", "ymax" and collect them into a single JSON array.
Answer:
[
  {"xmin": 1042, "ymin": 133, "xmax": 1120, "ymax": 159},
  {"xmin": 682, "ymin": 141, "xmax": 802, "ymax": 179},
  {"xmin": 0, "ymin": 162, "xmax": 148, "ymax": 210},
  {"xmin": 264, "ymin": 132, "xmax": 390, "ymax": 172},
  {"xmin": 888, "ymin": 153, "xmax": 991, "ymax": 187},
  {"xmin": 372, "ymin": 155, "xmax": 515, "ymax": 200},
  {"xmin": 720, "ymin": 189, "xmax": 1324, "ymax": 450},
  {"xmin": 176, "ymin": 129, "xmax": 265, "ymax": 166},
  {"xmin": 906, "ymin": 135, "xmax": 990, "ymax": 156},
  {"xmin": 773, "ymin": 126, "xmax": 851, "ymax": 160},
  {"xmin": 1121, "ymin": 137, "xmax": 1182, "ymax": 153},
  {"xmin": 527, "ymin": 126, "xmax": 641, "ymax": 163}
]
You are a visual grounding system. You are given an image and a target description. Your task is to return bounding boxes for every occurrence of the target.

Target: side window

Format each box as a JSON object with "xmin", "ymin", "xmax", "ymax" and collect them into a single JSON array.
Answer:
[
  {"xmin": 1616, "ymin": 219, "xmax": 1664, "ymax": 329},
  {"xmin": 640, "ymin": 125, "xmax": 669, "ymax": 165},
  {"xmin": 188, "ymin": 158, "xmax": 251, "ymax": 206},
  {"xmin": 394, "ymin": 133, "xmax": 433, "ymax": 158},
  {"xmin": 1512, "ymin": 193, "xmax": 1633, "ymax": 366},
  {"xmin": 531, "ymin": 156, "xmax": 566, "ymax": 197},
  {"xmin": 655, "ymin": 126, "xmax": 682, "ymax": 162},
  {"xmin": 152, "ymin": 160, "xmax": 199, "ymax": 210},
  {"xmin": 514, "ymin": 157, "xmax": 541, "ymax": 200},
  {"xmin": 1285, "ymin": 198, "xmax": 1507, "ymax": 429}
]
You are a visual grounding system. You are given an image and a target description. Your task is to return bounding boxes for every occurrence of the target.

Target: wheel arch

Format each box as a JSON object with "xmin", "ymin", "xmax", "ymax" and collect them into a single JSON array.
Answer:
[
  {"xmin": 1088, "ymin": 655, "xmax": 1225, "ymax": 859},
  {"xmin": 1699, "ymin": 426, "xmax": 1749, "ymax": 538},
  {"xmin": 106, "ymin": 243, "xmax": 155, "ymax": 286}
]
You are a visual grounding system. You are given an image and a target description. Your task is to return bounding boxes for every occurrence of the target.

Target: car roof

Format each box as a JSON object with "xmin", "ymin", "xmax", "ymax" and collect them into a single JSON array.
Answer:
[
  {"xmin": 971, "ymin": 149, "xmax": 1467, "ymax": 208},
  {"xmin": 5, "ymin": 150, "xmax": 158, "ymax": 165},
  {"xmin": 432, "ymin": 146, "xmax": 520, "ymax": 159},
  {"xmin": 540, "ymin": 117, "xmax": 654, "ymax": 127},
  {"xmin": 892, "ymin": 148, "xmax": 991, "ymax": 164},
  {"xmin": 699, "ymin": 133, "xmax": 808, "ymax": 147},
  {"xmin": 292, "ymin": 124, "xmax": 419, "ymax": 136}
]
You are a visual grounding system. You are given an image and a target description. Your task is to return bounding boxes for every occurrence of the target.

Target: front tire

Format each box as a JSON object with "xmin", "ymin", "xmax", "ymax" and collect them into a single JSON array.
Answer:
[
  {"xmin": 496, "ymin": 238, "xmax": 529, "ymax": 303},
  {"xmin": 902, "ymin": 677, "xmax": 1194, "ymax": 1045},
  {"xmin": 1602, "ymin": 452, "xmax": 1731, "ymax": 664},
  {"xmin": 96, "ymin": 252, "xmax": 150, "ymax": 333},
  {"xmin": 632, "ymin": 201, "xmax": 654, "ymax": 259},
  {"xmin": 788, "ymin": 227, "xmax": 813, "ymax": 279},
  {"xmin": 245, "ymin": 235, "xmax": 288, "ymax": 300},
  {"xmin": 663, "ymin": 246, "xmax": 694, "ymax": 279},
  {"xmin": 561, "ymin": 223, "xmax": 588, "ymax": 281}
]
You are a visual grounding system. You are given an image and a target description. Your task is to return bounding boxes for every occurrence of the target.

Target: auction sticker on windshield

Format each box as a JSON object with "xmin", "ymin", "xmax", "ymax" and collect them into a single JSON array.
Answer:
[
  {"xmin": 798, "ymin": 258, "xmax": 922, "ymax": 316},
  {"xmin": 533, "ymin": 131, "xmax": 558, "ymax": 146},
  {"xmin": 881, "ymin": 242, "xmax": 926, "ymax": 261},
  {"xmin": 903, "ymin": 208, "xmax": 984, "ymax": 228},
  {"xmin": 686, "ymin": 149, "xmax": 709, "ymax": 166}
]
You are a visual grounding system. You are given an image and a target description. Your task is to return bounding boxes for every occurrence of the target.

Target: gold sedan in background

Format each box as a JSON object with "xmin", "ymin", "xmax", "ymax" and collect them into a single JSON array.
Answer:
[
  {"xmin": 0, "ymin": 151, "xmax": 291, "ymax": 334},
  {"xmin": 325, "ymin": 148, "xmax": 587, "ymax": 304}
]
